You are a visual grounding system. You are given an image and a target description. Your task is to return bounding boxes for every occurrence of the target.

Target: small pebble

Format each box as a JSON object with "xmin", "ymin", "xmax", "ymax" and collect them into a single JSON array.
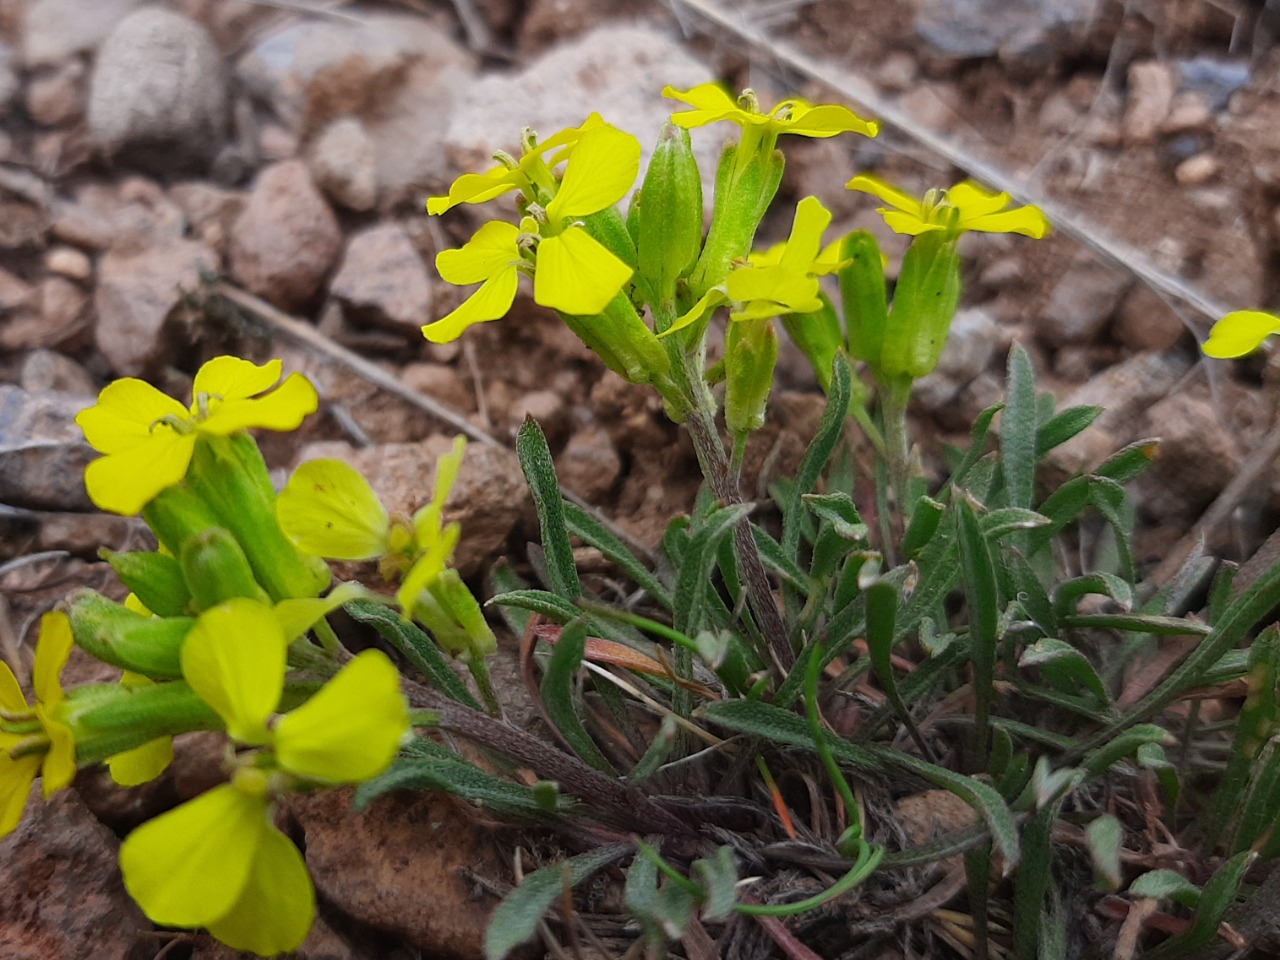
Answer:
[{"xmin": 1175, "ymin": 153, "xmax": 1219, "ymax": 186}]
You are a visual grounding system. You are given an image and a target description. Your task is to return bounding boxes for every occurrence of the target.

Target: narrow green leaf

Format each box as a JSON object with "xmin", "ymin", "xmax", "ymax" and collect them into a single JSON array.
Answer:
[
  {"xmin": 782, "ymin": 353, "xmax": 852, "ymax": 562},
  {"xmin": 752, "ymin": 525, "xmax": 814, "ymax": 594},
  {"xmin": 1036, "ymin": 405, "xmax": 1102, "ymax": 457},
  {"xmin": 958, "ymin": 496, "xmax": 1000, "ymax": 765},
  {"xmin": 1053, "ymin": 572, "xmax": 1133, "ymax": 620},
  {"xmin": 1144, "ymin": 852, "xmax": 1255, "ymax": 959},
  {"xmin": 1085, "ymin": 814, "xmax": 1123, "ymax": 890},
  {"xmin": 563, "ymin": 501, "xmax": 670, "ymax": 608},
  {"xmin": 1002, "ymin": 342, "xmax": 1037, "ymax": 513},
  {"xmin": 901, "ymin": 495, "xmax": 945, "ymax": 559},
  {"xmin": 1129, "ymin": 869, "xmax": 1201, "ymax": 906},
  {"xmin": 355, "ymin": 752, "xmax": 573, "ymax": 818},
  {"xmin": 692, "ymin": 846, "xmax": 739, "ymax": 921},
  {"xmin": 345, "ymin": 598, "xmax": 480, "ymax": 710},
  {"xmin": 866, "ymin": 577, "xmax": 927, "ymax": 753},
  {"xmin": 489, "ymin": 588, "xmax": 580, "ymax": 624},
  {"xmin": 672, "ymin": 503, "xmax": 751, "ymax": 636},
  {"xmin": 517, "ymin": 417, "xmax": 581, "ymax": 600},
  {"xmin": 1019, "ymin": 638, "xmax": 1109, "ymax": 704},
  {"xmin": 1095, "ymin": 438, "xmax": 1160, "ymax": 484},
  {"xmin": 486, "ymin": 844, "xmax": 633, "ymax": 960},
  {"xmin": 981, "ymin": 507, "xmax": 1051, "ymax": 541},
  {"xmin": 540, "ymin": 618, "xmax": 614, "ymax": 772},
  {"xmin": 1062, "ymin": 614, "xmax": 1210, "ymax": 636},
  {"xmin": 948, "ymin": 403, "xmax": 1004, "ymax": 493}
]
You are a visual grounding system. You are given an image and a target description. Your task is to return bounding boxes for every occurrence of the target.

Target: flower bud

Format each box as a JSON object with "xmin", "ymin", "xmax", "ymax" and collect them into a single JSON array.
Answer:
[
  {"xmin": 838, "ymin": 230, "xmax": 889, "ymax": 372},
  {"xmin": 881, "ymin": 231, "xmax": 961, "ymax": 379},
  {"xmin": 724, "ymin": 317, "xmax": 780, "ymax": 435},
  {"xmin": 141, "ymin": 485, "xmax": 223, "ymax": 557},
  {"xmin": 781, "ymin": 293, "xmax": 843, "ymax": 393},
  {"xmin": 184, "ymin": 433, "xmax": 331, "ymax": 601},
  {"xmin": 413, "ymin": 569, "xmax": 497, "ymax": 661},
  {"xmin": 101, "ymin": 549, "xmax": 191, "ymax": 618},
  {"xmin": 635, "ymin": 124, "xmax": 703, "ymax": 310},
  {"xmin": 66, "ymin": 589, "xmax": 193, "ymax": 679},
  {"xmin": 180, "ymin": 527, "xmax": 273, "ymax": 610},
  {"xmin": 65, "ymin": 680, "xmax": 220, "ymax": 766}
]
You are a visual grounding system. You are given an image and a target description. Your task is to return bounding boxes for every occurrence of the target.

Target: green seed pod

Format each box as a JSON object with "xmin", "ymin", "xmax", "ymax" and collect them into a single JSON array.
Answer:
[
  {"xmin": 184, "ymin": 433, "xmax": 331, "ymax": 601},
  {"xmin": 688, "ymin": 144, "xmax": 784, "ymax": 300},
  {"xmin": 724, "ymin": 317, "xmax": 780, "ymax": 436},
  {"xmin": 180, "ymin": 527, "xmax": 273, "ymax": 611},
  {"xmin": 101, "ymin": 549, "xmax": 191, "ymax": 617},
  {"xmin": 781, "ymin": 292, "xmax": 844, "ymax": 392},
  {"xmin": 882, "ymin": 231, "xmax": 961, "ymax": 379},
  {"xmin": 838, "ymin": 230, "xmax": 889, "ymax": 372},
  {"xmin": 635, "ymin": 124, "xmax": 703, "ymax": 311},
  {"xmin": 66, "ymin": 589, "xmax": 194, "ymax": 679}
]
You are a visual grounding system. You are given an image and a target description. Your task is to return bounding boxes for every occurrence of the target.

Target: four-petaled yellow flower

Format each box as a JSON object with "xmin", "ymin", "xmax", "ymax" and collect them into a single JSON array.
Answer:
[
  {"xmin": 847, "ymin": 175, "xmax": 1050, "ymax": 239},
  {"xmin": 424, "ymin": 123, "xmax": 640, "ymax": 341},
  {"xmin": 664, "ymin": 83, "xmax": 879, "ymax": 141},
  {"xmin": 76, "ymin": 357, "xmax": 319, "ymax": 516},
  {"xmin": 664, "ymin": 196, "xmax": 844, "ymax": 333},
  {"xmin": 0, "ymin": 612, "xmax": 76, "ymax": 837},
  {"xmin": 120, "ymin": 598, "xmax": 409, "ymax": 954},
  {"xmin": 1203, "ymin": 310, "xmax": 1280, "ymax": 358},
  {"xmin": 277, "ymin": 437, "xmax": 466, "ymax": 615}
]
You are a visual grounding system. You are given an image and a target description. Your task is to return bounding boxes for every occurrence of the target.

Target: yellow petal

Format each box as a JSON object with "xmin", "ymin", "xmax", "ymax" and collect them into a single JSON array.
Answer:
[
  {"xmin": 193, "ymin": 357, "xmax": 284, "ymax": 404},
  {"xmin": 663, "ymin": 82, "xmax": 744, "ymax": 128},
  {"xmin": 947, "ymin": 181, "xmax": 1012, "ymax": 220},
  {"xmin": 0, "ymin": 751, "xmax": 40, "ymax": 838},
  {"xmin": 108, "ymin": 737, "xmax": 174, "ymax": 787},
  {"xmin": 778, "ymin": 196, "xmax": 833, "ymax": 271},
  {"xmin": 534, "ymin": 229, "xmax": 632, "ymax": 315},
  {"xmin": 435, "ymin": 221, "xmax": 522, "ymax": 285},
  {"xmin": 33, "ymin": 612, "xmax": 72, "ymax": 709},
  {"xmin": 200, "ymin": 373, "xmax": 319, "ymax": 435},
  {"xmin": 411, "ymin": 436, "xmax": 466, "ymax": 544},
  {"xmin": 727, "ymin": 266, "xmax": 821, "ymax": 320},
  {"xmin": 782, "ymin": 101, "xmax": 879, "ymax": 138},
  {"xmin": 120, "ymin": 783, "xmax": 266, "ymax": 927},
  {"xmin": 395, "ymin": 524, "xmax": 460, "ymax": 613},
  {"xmin": 182, "ymin": 599, "xmax": 287, "ymax": 744},
  {"xmin": 206, "ymin": 821, "xmax": 315, "ymax": 954},
  {"xmin": 82, "ymin": 430, "xmax": 196, "ymax": 516},
  {"xmin": 427, "ymin": 168, "xmax": 523, "ymax": 216},
  {"xmin": 846, "ymin": 174, "xmax": 923, "ymax": 216},
  {"xmin": 1203, "ymin": 310, "xmax": 1280, "ymax": 359},
  {"xmin": 659, "ymin": 287, "xmax": 727, "ymax": 338},
  {"xmin": 530, "ymin": 112, "xmax": 606, "ymax": 163},
  {"xmin": 545, "ymin": 124, "xmax": 641, "ymax": 222},
  {"xmin": 273, "ymin": 582, "xmax": 365, "ymax": 642},
  {"xmin": 0, "ymin": 663, "xmax": 27, "ymax": 713},
  {"xmin": 75, "ymin": 379, "xmax": 190, "ymax": 455},
  {"xmin": 963, "ymin": 206, "xmax": 1051, "ymax": 239},
  {"xmin": 422, "ymin": 268, "xmax": 520, "ymax": 343},
  {"xmin": 278, "ymin": 458, "xmax": 390, "ymax": 560},
  {"xmin": 881, "ymin": 209, "xmax": 941, "ymax": 236},
  {"xmin": 274, "ymin": 650, "xmax": 408, "ymax": 783},
  {"xmin": 38, "ymin": 708, "xmax": 76, "ymax": 797}
]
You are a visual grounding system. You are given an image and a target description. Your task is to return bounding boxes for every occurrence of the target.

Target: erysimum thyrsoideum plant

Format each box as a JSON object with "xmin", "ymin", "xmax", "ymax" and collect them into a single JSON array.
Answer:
[{"xmin": 9, "ymin": 81, "xmax": 1280, "ymax": 959}]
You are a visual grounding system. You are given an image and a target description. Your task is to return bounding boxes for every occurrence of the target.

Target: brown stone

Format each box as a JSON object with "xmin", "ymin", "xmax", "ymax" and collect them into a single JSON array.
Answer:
[
  {"xmin": 330, "ymin": 223, "xmax": 433, "ymax": 332},
  {"xmin": 229, "ymin": 160, "xmax": 340, "ymax": 309},
  {"xmin": 25, "ymin": 58, "xmax": 85, "ymax": 126},
  {"xmin": 1123, "ymin": 60, "xmax": 1175, "ymax": 144},
  {"xmin": 43, "ymin": 245, "xmax": 92, "ymax": 281},
  {"xmin": 292, "ymin": 788, "xmax": 508, "ymax": 959},
  {"xmin": 556, "ymin": 423, "xmax": 621, "ymax": 503},
  {"xmin": 400, "ymin": 362, "xmax": 476, "ymax": 414}
]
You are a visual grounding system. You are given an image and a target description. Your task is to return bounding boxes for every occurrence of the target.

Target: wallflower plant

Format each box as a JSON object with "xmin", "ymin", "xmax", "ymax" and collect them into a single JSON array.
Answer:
[{"xmin": 32, "ymin": 81, "xmax": 1280, "ymax": 960}]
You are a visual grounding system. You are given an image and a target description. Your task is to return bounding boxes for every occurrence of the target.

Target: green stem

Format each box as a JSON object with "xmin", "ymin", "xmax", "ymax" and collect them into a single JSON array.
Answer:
[
  {"xmin": 311, "ymin": 616, "xmax": 342, "ymax": 656},
  {"xmin": 735, "ymin": 841, "xmax": 884, "ymax": 916}
]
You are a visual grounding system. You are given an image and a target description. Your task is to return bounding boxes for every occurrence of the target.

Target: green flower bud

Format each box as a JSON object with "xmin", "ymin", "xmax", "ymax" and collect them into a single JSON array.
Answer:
[
  {"xmin": 101, "ymin": 549, "xmax": 191, "ymax": 617},
  {"xmin": 141, "ymin": 485, "xmax": 223, "ymax": 557},
  {"xmin": 415, "ymin": 569, "xmax": 497, "ymax": 661},
  {"xmin": 180, "ymin": 527, "xmax": 273, "ymax": 611},
  {"xmin": 882, "ymin": 231, "xmax": 961, "ymax": 379},
  {"xmin": 724, "ymin": 317, "xmax": 779, "ymax": 435},
  {"xmin": 184, "ymin": 433, "xmax": 331, "ymax": 601},
  {"xmin": 781, "ymin": 292, "xmax": 843, "ymax": 392},
  {"xmin": 66, "ymin": 589, "xmax": 193, "ymax": 679},
  {"xmin": 635, "ymin": 124, "xmax": 703, "ymax": 313},
  {"xmin": 838, "ymin": 230, "xmax": 889, "ymax": 371},
  {"xmin": 66, "ymin": 680, "xmax": 220, "ymax": 765}
]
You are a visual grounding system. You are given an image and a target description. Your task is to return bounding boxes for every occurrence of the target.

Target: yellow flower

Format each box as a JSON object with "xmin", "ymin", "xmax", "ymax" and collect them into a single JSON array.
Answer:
[
  {"xmin": 664, "ymin": 83, "xmax": 879, "ymax": 140},
  {"xmin": 427, "ymin": 113, "xmax": 605, "ymax": 215},
  {"xmin": 76, "ymin": 357, "xmax": 319, "ymax": 516},
  {"xmin": 424, "ymin": 124, "xmax": 639, "ymax": 341},
  {"xmin": 664, "ymin": 196, "xmax": 842, "ymax": 333},
  {"xmin": 276, "ymin": 438, "xmax": 466, "ymax": 614},
  {"xmin": 846, "ymin": 175, "xmax": 1050, "ymax": 239},
  {"xmin": 120, "ymin": 598, "xmax": 409, "ymax": 953},
  {"xmin": 0, "ymin": 612, "xmax": 76, "ymax": 837},
  {"xmin": 1203, "ymin": 310, "xmax": 1280, "ymax": 358}
]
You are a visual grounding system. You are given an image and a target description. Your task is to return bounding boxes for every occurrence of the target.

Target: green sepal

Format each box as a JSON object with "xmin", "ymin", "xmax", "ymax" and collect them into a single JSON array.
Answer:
[
  {"xmin": 416, "ymin": 568, "xmax": 499, "ymax": 661},
  {"xmin": 184, "ymin": 433, "xmax": 331, "ymax": 601},
  {"xmin": 141, "ymin": 484, "xmax": 222, "ymax": 556},
  {"xmin": 781, "ymin": 291, "xmax": 843, "ymax": 392},
  {"xmin": 66, "ymin": 589, "xmax": 193, "ymax": 679},
  {"xmin": 838, "ymin": 230, "xmax": 888, "ymax": 369},
  {"xmin": 66, "ymin": 679, "xmax": 222, "ymax": 765},
  {"xmin": 180, "ymin": 526, "xmax": 273, "ymax": 610},
  {"xmin": 101, "ymin": 549, "xmax": 191, "ymax": 617},
  {"xmin": 724, "ymin": 317, "xmax": 779, "ymax": 436},
  {"xmin": 882, "ymin": 231, "xmax": 961, "ymax": 379},
  {"xmin": 635, "ymin": 123, "xmax": 703, "ymax": 313}
]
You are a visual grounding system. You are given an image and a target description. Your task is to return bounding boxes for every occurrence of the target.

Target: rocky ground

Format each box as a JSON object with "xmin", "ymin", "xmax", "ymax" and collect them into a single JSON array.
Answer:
[{"xmin": 1, "ymin": 0, "xmax": 1278, "ymax": 957}]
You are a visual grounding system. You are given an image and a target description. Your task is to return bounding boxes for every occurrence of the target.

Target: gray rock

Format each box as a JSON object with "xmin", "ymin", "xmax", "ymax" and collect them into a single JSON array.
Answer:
[
  {"xmin": 308, "ymin": 117, "xmax": 377, "ymax": 211},
  {"xmin": 25, "ymin": 58, "xmax": 84, "ymax": 127},
  {"xmin": 329, "ymin": 223, "xmax": 431, "ymax": 331},
  {"xmin": 95, "ymin": 237, "xmax": 217, "ymax": 375},
  {"xmin": 914, "ymin": 0, "xmax": 1099, "ymax": 60},
  {"xmin": 0, "ymin": 383, "xmax": 98, "ymax": 514},
  {"xmin": 1177, "ymin": 56, "xmax": 1250, "ymax": 110},
  {"xmin": 87, "ymin": 8, "xmax": 227, "ymax": 173},
  {"xmin": 20, "ymin": 0, "xmax": 146, "ymax": 68},
  {"xmin": 19, "ymin": 350, "xmax": 95, "ymax": 395},
  {"xmin": 1040, "ymin": 253, "xmax": 1133, "ymax": 346},
  {"xmin": 444, "ymin": 23, "xmax": 718, "ymax": 206},
  {"xmin": 228, "ymin": 160, "xmax": 340, "ymax": 309},
  {"xmin": 0, "ymin": 788, "xmax": 149, "ymax": 960}
]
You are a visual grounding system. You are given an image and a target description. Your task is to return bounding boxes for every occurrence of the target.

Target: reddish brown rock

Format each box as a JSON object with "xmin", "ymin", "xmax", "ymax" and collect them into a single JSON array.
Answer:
[
  {"xmin": 292, "ymin": 788, "xmax": 508, "ymax": 960},
  {"xmin": 26, "ymin": 58, "xmax": 85, "ymax": 126},
  {"xmin": 229, "ymin": 160, "xmax": 340, "ymax": 309},
  {"xmin": 330, "ymin": 224, "xmax": 432, "ymax": 332},
  {"xmin": 0, "ymin": 789, "xmax": 150, "ymax": 960},
  {"xmin": 94, "ymin": 237, "xmax": 217, "ymax": 375},
  {"xmin": 556, "ymin": 423, "xmax": 621, "ymax": 503}
]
